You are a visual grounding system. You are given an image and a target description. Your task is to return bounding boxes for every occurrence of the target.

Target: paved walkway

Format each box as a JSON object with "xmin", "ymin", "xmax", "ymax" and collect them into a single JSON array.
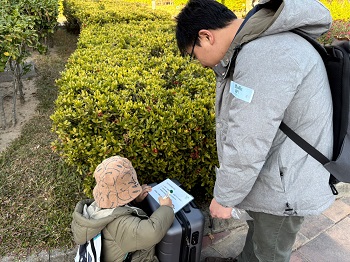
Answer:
[
  {"xmin": 200, "ymin": 183, "xmax": 350, "ymax": 262},
  {"xmin": 1, "ymin": 184, "xmax": 350, "ymax": 262}
]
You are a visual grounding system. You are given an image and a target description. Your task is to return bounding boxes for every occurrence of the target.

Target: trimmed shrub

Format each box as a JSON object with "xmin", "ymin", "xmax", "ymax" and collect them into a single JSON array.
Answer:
[
  {"xmin": 51, "ymin": 21, "xmax": 217, "ymax": 198},
  {"xmin": 63, "ymin": 0, "xmax": 171, "ymax": 31},
  {"xmin": 123, "ymin": 0, "xmax": 246, "ymax": 10},
  {"xmin": 321, "ymin": 0, "xmax": 350, "ymax": 21}
]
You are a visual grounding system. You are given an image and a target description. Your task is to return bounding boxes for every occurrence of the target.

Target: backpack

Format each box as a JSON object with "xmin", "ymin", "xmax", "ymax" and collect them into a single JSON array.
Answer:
[
  {"xmin": 75, "ymin": 232, "xmax": 102, "ymax": 262},
  {"xmin": 279, "ymin": 29, "xmax": 350, "ymax": 195},
  {"xmin": 74, "ymin": 232, "xmax": 133, "ymax": 262}
]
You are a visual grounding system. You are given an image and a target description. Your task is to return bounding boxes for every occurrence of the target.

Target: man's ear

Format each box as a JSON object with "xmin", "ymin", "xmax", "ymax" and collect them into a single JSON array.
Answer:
[{"xmin": 198, "ymin": 29, "xmax": 215, "ymax": 45}]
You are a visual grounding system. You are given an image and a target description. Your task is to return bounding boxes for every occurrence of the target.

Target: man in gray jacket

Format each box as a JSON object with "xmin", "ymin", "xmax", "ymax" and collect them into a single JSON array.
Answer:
[{"xmin": 176, "ymin": 0, "xmax": 335, "ymax": 261}]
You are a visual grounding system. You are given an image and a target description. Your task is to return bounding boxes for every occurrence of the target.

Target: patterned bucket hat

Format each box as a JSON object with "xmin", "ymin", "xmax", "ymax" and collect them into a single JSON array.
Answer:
[{"xmin": 93, "ymin": 156, "xmax": 142, "ymax": 208}]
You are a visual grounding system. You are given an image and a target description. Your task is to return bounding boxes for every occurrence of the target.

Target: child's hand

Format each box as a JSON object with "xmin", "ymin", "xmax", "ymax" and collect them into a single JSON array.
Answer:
[
  {"xmin": 135, "ymin": 184, "xmax": 152, "ymax": 203},
  {"xmin": 158, "ymin": 196, "xmax": 173, "ymax": 208}
]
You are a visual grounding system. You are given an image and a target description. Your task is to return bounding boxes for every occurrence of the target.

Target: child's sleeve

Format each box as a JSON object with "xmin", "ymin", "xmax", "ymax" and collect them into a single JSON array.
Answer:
[{"xmin": 120, "ymin": 206, "xmax": 175, "ymax": 251}]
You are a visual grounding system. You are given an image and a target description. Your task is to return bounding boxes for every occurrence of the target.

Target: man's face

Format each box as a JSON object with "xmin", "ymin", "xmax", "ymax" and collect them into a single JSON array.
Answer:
[{"xmin": 186, "ymin": 35, "xmax": 223, "ymax": 68}]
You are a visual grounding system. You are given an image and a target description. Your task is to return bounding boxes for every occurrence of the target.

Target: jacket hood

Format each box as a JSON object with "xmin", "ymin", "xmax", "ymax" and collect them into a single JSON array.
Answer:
[
  {"xmin": 71, "ymin": 199, "xmax": 147, "ymax": 244},
  {"xmin": 221, "ymin": 0, "xmax": 332, "ymax": 70}
]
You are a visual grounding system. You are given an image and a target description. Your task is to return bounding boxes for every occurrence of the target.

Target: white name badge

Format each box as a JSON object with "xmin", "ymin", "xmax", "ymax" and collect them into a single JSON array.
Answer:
[{"xmin": 230, "ymin": 81, "xmax": 254, "ymax": 103}]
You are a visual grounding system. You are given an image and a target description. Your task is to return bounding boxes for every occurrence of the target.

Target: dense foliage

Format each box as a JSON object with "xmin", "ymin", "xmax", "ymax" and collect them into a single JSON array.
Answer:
[
  {"xmin": 0, "ymin": 2, "xmax": 39, "ymax": 72},
  {"xmin": 0, "ymin": 0, "xmax": 58, "ymax": 72},
  {"xmin": 321, "ymin": 0, "xmax": 350, "ymax": 21},
  {"xmin": 63, "ymin": 0, "xmax": 170, "ymax": 31},
  {"xmin": 123, "ymin": 0, "xmax": 246, "ymax": 12},
  {"xmin": 53, "ymin": 0, "xmax": 217, "ymax": 197}
]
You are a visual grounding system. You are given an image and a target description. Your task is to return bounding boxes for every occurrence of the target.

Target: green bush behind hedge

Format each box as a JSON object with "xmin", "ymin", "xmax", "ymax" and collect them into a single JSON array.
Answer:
[
  {"xmin": 63, "ymin": 0, "xmax": 170, "ymax": 30},
  {"xmin": 321, "ymin": 0, "xmax": 350, "ymax": 21},
  {"xmin": 52, "ymin": 19, "xmax": 217, "ymax": 197},
  {"xmin": 122, "ymin": 0, "xmax": 246, "ymax": 12}
]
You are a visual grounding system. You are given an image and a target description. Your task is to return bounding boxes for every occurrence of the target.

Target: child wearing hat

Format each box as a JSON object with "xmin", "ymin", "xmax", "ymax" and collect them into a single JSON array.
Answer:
[{"xmin": 71, "ymin": 155, "xmax": 175, "ymax": 262}]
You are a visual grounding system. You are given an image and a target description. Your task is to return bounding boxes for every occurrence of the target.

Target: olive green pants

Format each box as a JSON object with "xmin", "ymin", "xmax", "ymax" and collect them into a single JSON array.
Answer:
[{"xmin": 237, "ymin": 211, "xmax": 304, "ymax": 262}]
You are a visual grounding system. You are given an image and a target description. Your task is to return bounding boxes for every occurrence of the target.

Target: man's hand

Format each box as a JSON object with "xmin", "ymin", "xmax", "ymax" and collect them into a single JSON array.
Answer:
[
  {"xmin": 135, "ymin": 184, "xmax": 152, "ymax": 203},
  {"xmin": 209, "ymin": 198, "xmax": 232, "ymax": 219}
]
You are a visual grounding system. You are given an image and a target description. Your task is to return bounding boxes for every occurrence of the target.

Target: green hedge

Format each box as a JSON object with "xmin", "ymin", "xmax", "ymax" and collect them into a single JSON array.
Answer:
[
  {"xmin": 114, "ymin": 0, "xmax": 349, "ymax": 20},
  {"xmin": 122, "ymin": 0, "xmax": 246, "ymax": 12},
  {"xmin": 51, "ymin": 20, "xmax": 217, "ymax": 197},
  {"xmin": 321, "ymin": 0, "xmax": 350, "ymax": 21},
  {"xmin": 63, "ymin": 0, "xmax": 171, "ymax": 30}
]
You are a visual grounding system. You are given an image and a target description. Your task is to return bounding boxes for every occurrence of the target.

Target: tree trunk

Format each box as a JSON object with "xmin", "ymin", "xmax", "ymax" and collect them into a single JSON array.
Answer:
[
  {"xmin": 12, "ymin": 76, "xmax": 17, "ymax": 126},
  {"xmin": 0, "ymin": 87, "xmax": 7, "ymax": 129},
  {"xmin": 14, "ymin": 59, "xmax": 25, "ymax": 103}
]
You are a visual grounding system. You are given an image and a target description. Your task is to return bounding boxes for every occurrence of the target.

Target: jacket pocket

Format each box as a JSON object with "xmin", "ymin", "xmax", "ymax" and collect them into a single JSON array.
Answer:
[
  {"xmin": 216, "ymin": 120, "xmax": 228, "ymax": 161},
  {"xmin": 277, "ymin": 155, "xmax": 286, "ymax": 193},
  {"xmin": 218, "ymin": 120, "xmax": 228, "ymax": 142}
]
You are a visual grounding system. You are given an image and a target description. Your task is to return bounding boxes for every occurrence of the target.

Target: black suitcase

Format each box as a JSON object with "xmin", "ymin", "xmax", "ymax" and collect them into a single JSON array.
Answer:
[{"xmin": 144, "ymin": 180, "xmax": 205, "ymax": 262}]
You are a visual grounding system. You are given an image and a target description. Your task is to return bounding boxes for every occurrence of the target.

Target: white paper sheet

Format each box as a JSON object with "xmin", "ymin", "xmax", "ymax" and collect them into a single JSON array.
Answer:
[{"xmin": 148, "ymin": 178, "xmax": 194, "ymax": 213}]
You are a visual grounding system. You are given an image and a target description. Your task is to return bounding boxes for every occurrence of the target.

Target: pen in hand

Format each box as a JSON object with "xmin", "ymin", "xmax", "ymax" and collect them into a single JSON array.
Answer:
[
  {"xmin": 163, "ymin": 190, "xmax": 173, "ymax": 199},
  {"xmin": 158, "ymin": 193, "xmax": 173, "ymax": 208}
]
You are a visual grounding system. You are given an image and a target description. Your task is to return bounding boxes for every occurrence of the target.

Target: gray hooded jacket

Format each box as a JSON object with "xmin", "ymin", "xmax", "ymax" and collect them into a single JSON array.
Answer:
[{"xmin": 213, "ymin": 0, "xmax": 335, "ymax": 216}]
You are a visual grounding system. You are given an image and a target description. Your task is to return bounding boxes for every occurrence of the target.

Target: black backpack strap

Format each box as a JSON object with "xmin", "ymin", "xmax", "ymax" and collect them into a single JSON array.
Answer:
[
  {"xmin": 78, "ymin": 243, "xmax": 88, "ymax": 262},
  {"xmin": 227, "ymin": 2, "xmax": 284, "ymax": 78},
  {"xmin": 279, "ymin": 122, "xmax": 330, "ymax": 165},
  {"xmin": 90, "ymin": 238, "xmax": 97, "ymax": 260},
  {"xmin": 225, "ymin": 4, "xmax": 266, "ymax": 78}
]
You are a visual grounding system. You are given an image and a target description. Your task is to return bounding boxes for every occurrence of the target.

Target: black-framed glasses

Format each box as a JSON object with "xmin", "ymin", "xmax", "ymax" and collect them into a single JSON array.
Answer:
[{"xmin": 189, "ymin": 37, "xmax": 197, "ymax": 60}]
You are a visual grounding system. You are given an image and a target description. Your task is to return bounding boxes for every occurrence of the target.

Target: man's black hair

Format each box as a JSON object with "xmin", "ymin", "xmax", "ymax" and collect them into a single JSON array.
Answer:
[{"xmin": 175, "ymin": 0, "xmax": 237, "ymax": 56}]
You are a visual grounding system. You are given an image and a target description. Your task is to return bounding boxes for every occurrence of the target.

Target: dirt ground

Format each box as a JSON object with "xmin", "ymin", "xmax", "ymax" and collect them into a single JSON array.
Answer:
[{"xmin": 0, "ymin": 78, "xmax": 38, "ymax": 153}]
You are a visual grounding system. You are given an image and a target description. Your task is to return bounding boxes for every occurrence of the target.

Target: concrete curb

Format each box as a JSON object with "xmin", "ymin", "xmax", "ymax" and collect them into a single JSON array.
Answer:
[
  {"xmin": 0, "ymin": 248, "xmax": 76, "ymax": 262},
  {"xmin": 336, "ymin": 182, "xmax": 350, "ymax": 198}
]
